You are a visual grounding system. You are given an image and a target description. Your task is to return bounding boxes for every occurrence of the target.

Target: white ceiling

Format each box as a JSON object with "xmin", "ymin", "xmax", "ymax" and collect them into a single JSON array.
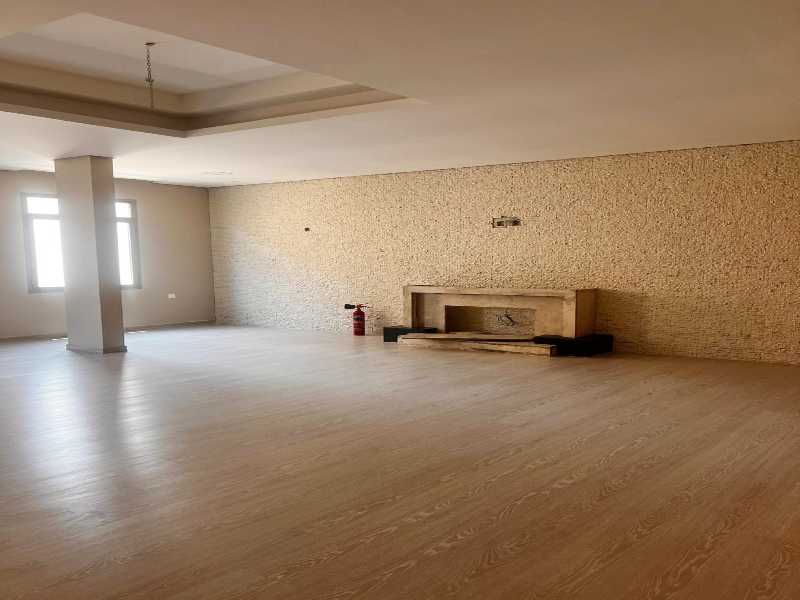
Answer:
[
  {"xmin": 0, "ymin": 13, "xmax": 299, "ymax": 94},
  {"xmin": 0, "ymin": 0, "xmax": 798, "ymax": 187}
]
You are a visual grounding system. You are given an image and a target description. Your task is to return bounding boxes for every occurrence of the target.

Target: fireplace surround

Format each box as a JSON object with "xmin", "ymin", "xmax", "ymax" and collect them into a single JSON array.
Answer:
[{"xmin": 402, "ymin": 286, "xmax": 596, "ymax": 338}]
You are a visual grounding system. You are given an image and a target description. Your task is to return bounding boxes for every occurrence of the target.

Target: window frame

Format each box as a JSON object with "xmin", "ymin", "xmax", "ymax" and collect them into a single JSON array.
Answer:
[
  {"xmin": 116, "ymin": 199, "xmax": 143, "ymax": 290},
  {"xmin": 21, "ymin": 193, "xmax": 64, "ymax": 294},
  {"xmin": 21, "ymin": 193, "xmax": 143, "ymax": 293}
]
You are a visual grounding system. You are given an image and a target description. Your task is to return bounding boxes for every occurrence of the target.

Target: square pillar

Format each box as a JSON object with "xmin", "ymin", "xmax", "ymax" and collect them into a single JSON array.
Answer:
[{"xmin": 55, "ymin": 156, "xmax": 126, "ymax": 353}]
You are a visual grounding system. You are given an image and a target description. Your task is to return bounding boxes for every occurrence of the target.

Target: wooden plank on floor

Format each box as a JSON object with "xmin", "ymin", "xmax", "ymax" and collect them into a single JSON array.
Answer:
[
  {"xmin": 401, "ymin": 333, "xmax": 536, "ymax": 341},
  {"xmin": 397, "ymin": 337, "xmax": 556, "ymax": 355}
]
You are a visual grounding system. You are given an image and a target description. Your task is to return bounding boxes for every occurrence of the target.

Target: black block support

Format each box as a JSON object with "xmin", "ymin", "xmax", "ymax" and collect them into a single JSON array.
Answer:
[
  {"xmin": 533, "ymin": 334, "xmax": 614, "ymax": 357},
  {"xmin": 383, "ymin": 327, "xmax": 438, "ymax": 343}
]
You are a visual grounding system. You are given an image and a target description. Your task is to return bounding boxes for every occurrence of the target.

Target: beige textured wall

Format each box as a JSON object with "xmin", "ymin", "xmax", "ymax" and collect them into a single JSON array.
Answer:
[
  {"xmin": 209, "ymin": 140, "xmax": 800, "ymax": 364},
  {"xmin": 0, "ymin": 170, "xmax": 215, "ymax": 338}
]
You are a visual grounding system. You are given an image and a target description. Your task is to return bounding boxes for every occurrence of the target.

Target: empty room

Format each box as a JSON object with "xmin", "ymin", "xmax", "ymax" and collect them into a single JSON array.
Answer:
[{"xmin": 1, "ymin": 1, "xmax": 799, "ymax": 599}]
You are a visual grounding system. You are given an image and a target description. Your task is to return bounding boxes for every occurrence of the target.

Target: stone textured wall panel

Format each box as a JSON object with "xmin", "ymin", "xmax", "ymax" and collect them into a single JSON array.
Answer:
[{"xmin": 209, "ymin": 140, "xmax": 800, "ymax": 364}]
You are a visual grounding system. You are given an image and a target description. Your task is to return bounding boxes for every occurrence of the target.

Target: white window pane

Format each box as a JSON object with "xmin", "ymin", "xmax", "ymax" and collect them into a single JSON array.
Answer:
[
  {"xmin": 32, "ymin": 219, "xmax": 64, "ymax": 287},
  {"xmin": 27, "ymin": 196, "xmax": 59, "ymax": 215},
  {"xmin": 117, "ymin": 221, "xmax": 134, "ymax": 286},
  {"xmin": 115, "ymin": 201, "xmax": 132, "ymax": 218}
]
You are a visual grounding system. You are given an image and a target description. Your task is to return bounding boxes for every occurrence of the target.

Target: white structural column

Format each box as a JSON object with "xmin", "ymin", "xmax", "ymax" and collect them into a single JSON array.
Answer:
[{"xmin": 54, "ymin": 156, "xmax": 126, "ymax": 353}]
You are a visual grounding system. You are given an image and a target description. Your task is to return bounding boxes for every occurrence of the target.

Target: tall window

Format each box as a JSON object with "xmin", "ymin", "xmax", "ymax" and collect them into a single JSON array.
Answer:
[
  {"xmin": 22, "ymin": 194, "xmax": 141, "ymax": 292},
  {"xmin": 22, "ymin": 194, "xmax": 64, "ymax": 292},
  {"xmin": 115, "ymin": 200, "xmax": 141, "ymax": 289}
]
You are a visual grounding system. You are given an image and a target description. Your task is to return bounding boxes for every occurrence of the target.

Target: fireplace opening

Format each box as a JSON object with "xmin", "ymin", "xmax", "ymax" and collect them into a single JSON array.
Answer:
[{"xmin": 445, "ymin": 306, "xmax": 537, "ymax": 335}]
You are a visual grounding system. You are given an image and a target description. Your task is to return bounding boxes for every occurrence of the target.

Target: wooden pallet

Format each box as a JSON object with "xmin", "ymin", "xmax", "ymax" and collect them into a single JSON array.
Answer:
[{"xmin": 397, "ymin": 337, "xmax": 556, "ymax": 356}]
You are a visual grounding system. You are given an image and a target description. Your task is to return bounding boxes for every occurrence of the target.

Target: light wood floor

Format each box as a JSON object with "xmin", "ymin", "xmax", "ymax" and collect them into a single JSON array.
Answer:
[{"xmin": 1, "ymin": 325, "xmax": 799, "ymax": 600}]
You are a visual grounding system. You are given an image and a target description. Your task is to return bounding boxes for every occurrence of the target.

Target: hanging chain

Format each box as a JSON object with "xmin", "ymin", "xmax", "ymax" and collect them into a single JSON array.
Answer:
[{"xmin": 145, "ymin": 43, "xmax": 155, "ymax": 109}]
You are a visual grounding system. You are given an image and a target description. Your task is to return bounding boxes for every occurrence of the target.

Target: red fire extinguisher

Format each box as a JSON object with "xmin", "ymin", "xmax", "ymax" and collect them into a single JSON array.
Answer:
[{"xmin": 344, "ymin": 303, "xmax": 369, "ymax": 335}]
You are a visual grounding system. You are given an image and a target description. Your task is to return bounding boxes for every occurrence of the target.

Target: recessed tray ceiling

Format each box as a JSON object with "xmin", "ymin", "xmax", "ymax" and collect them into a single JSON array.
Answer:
[{"xmin": 0, "ymin": 13, "xmax": 424, "ymax": 137}]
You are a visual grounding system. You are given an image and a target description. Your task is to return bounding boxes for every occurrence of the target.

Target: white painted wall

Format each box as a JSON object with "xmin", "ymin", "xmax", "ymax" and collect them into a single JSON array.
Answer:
[{"xmin": 0, "ymin": 169, "xmax": 215, "ymax": 338}]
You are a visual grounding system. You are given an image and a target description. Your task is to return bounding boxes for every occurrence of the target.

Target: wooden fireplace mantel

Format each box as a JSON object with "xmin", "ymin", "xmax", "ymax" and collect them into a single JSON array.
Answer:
[{"xmin": 402, "ymin": 285, "xmax": 597, "ymax": 338}]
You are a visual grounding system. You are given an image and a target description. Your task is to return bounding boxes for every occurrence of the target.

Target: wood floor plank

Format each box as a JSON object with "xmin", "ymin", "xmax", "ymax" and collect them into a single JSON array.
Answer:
[{"xmin": 1, "ymin": 325, "xmax": 799, "ymax": 599}]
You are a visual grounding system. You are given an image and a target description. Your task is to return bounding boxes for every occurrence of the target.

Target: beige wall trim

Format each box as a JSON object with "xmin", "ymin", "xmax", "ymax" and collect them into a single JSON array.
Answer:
[
  {"xmin": 0, "ymin": 332, "xmax": 68, "ymax": 343},
  {"xmin": 124, "ymin": 320, "xmax": 217, "ymax": 331},
  {"xmin": 66, "ymin": 344, "xmax": 127, "ymax": 354},
  {"xmin": 0, "ymin": 321, "xmax": 217, "ymax": 343}
]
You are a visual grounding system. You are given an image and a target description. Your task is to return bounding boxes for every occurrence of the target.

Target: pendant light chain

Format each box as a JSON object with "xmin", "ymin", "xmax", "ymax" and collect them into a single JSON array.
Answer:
[{"xmin": 145, "ymin": 43, "xmax": 155, "ymax": 109}]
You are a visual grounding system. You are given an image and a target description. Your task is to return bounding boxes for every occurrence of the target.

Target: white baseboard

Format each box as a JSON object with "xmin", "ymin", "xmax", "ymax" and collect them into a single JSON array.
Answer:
[{"xmin": 0, "ymin": 319, "xmax": 217, "ymax": 343}]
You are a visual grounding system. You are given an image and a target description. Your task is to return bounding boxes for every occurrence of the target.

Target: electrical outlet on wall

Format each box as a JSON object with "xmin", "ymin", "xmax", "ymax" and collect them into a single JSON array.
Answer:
[
  {"xmin": 492, "ymin": 216, "xmax": 523, "ymax": 228},
  {"xmin": 168, "ymin": 293, "xmax": 176, "ymax": 299}
]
